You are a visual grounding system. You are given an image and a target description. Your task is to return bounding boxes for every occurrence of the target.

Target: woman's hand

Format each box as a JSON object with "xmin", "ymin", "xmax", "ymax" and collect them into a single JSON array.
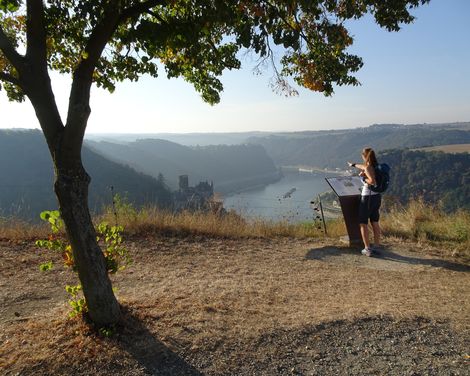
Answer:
[{"xmin": 347, "ymin": 161, "xmax": 354, "ymax": 167}]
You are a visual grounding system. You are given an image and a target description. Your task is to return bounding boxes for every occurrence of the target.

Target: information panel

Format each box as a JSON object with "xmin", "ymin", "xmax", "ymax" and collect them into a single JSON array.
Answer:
[
  {"xmin": 325, "ymin": 176, "xmax": 363, "ymax": 197},
  {"xmin": 325, "ymin": 175, "xmax": 363, "ymax": 246}
]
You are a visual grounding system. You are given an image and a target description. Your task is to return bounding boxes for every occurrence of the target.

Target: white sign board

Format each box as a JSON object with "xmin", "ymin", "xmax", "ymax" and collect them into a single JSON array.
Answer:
[{"xmin": 325, "ymin": 176, "xmax": 363, "ymax": 197}]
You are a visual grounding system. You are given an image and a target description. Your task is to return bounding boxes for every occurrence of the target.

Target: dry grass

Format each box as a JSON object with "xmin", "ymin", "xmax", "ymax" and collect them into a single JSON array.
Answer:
[
  {"xmin": 0, "ymin": 217, "xmax": 49, "ymax": 241},
  {"xmin": 1, "ymin": 199, "xmax": 467, "ymax": 261},
  {"xmin": 97, "ymin": 200, "xmax": 468, "ymax": 261},
  {"xmin": 382, "ymin": 198, "xmax": 470, "ymax": 260},
  {"xmin": 97, "ymin": 205, "xmax": 345, "ymax": 239}
]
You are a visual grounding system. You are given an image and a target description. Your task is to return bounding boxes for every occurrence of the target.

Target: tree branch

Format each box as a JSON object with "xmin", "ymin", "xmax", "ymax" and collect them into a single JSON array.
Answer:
[
  {"xmin": 26, "ymin": 0, "xmax": 48, "ymax": 66},
  {"xmin": 144, "ymin": 9, "xmax": 166, "ymax": 23},
  {"xmin": 120, "ymin": 0, "xmax": 166, "ymax": 21},
  {"xmin": 65, "ymin": 0, "xmax": 166, "ymax": 155},
  {"xmin": 79, "ymin": 0, "xmax": 166, "ymax": 75},
  {"xmin": 0, "ymin": 26, "xmax": 25, "ymax": 71},
  {"xmin": 72, "ymin": 0, "xmax": 166, "ymax": 96},
  {"xmin": 263, "ymin": 0, "xmax": 316, "ymax": 48},
  {"xmin": 0, "ymin": 71, "xmax": 22, "ymax": 87}
]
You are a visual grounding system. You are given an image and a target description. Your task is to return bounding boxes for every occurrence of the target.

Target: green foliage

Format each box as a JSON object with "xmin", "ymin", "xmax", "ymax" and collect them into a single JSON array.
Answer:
[
  {"xmin": 35, "ymin": 210, "xmax": 74, "ymax": 270},
  {"xmin": 39, "ymin": 210, "xmax": 62, "ymax": 233},
  {"xmin": 0, "ymin": 0, "xmax": 19, "ymax": 13},
  {"xmin": 111, "ymin": 193, "xmax": 138, "ymax": 222},
  {"xmin": 380, "ymin": 149, "xmax": 470, "ymax": 212},
  {"xmin": 36, "ymin": 210, "xmax": 130, "ymax": 316},
  {"xmin": 96, "ymin": 221, "xmax": 132, "ymax": 273},
  {"xmin": 1, "ymin": 0, "xmax": 430, "ymax": 102},
  {"xmin": 98, "ymin": 326, "xmax": 115, "ymax": 338},
  {"xmin": 65, "ymin": 284, "xmax": 87, "ymax": 318},
  {"xmin": 39, "ymin": 260, "xmax": 53, "ymax": 272}
]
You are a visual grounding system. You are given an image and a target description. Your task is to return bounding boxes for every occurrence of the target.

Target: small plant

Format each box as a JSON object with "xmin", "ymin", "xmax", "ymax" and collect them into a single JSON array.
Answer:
[
  {"xmin": 96, "ymin": 222, "xmax": 132, "ymax": 273},
  {"xmin": 39, "ymin": 260, "xmax": 53, "ymax": 272},
  {"xmin": 112, "ymin": 193, "xmax": 138, "ymax": 223},
  {"xmin": 98, "ymin": 326, "xmax": 115, "ymax": 338},
  {"xmin": 36, "ymin": 210, "xmax": 131, "ymax": 318},
  {"xmin": 65, "ymin": 284, "xmax": 86, "ymax": 318},
  {"xmin": 35, "ymin": 210, "xmax": 75, "ymax": 270}
]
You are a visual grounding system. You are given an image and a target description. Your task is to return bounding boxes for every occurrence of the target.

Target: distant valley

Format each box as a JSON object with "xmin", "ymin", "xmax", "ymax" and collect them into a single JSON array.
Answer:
[
  {"xmin": 86, "ymin": 138, "xmax": 281, "ymax": 193},
  {"xmin": 0, "ymin": 130, "xmax": 171, "ymax": 219},
  {"xmin": 1, "ymin": 122, "xmax": 469, "ymax": 220}
]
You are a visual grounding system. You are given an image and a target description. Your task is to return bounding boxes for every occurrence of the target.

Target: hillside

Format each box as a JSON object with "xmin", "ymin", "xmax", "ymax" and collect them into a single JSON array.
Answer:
[
  {"xmin": 85, "ymin": 122, "xmax": 470, "ymax": 147},
  {"xmin": 1, "ymin": 234, "xmax": 469, "ymax": 375},
  {"xmin": 247, "ymin": 123, "xmax": 470, "ymax": 169},
  {"xmin": 415, "ymin": 144, "xmax": 470, "ymax": 153},
  {"xmin": 380, "ymin": 149, "xmax": 470, "ymax": 211},
  {"xmin": 0, "ymin": 130, "xmax": 172, "ymax": 220},
  {"xmin": 86, "ymin": 139, "xmax": 281, "ymax": 193}
]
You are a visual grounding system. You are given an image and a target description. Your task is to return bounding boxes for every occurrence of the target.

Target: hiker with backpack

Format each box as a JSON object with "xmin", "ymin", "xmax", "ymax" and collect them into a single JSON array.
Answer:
[{"xmin": 348, "ymin": 147, "xmax": 389, "ymax": 257}]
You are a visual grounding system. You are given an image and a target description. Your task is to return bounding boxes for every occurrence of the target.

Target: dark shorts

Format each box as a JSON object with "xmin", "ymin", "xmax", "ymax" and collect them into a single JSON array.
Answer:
[{"xmin": 359, "ymin": 194, "xmax": 381, "ymax": 224}]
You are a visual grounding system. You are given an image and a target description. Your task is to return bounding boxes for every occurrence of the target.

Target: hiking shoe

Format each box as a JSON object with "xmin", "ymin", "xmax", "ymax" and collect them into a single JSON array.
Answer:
[{"xmin": 361, "ymin": 248, "xmax": 372, "ymax": 257}]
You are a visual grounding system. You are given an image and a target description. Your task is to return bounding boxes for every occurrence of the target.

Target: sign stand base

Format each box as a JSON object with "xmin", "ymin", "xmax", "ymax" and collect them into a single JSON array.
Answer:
[{"xmin": 325, "ymin": 176, "xmax": 364, "ymax": 249}]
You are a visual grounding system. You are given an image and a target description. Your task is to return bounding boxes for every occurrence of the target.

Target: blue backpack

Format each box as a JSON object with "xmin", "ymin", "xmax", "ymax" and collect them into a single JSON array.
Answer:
[{"xmin": 370, "ymin": 163, "xmax": 390, "ymax": 193}]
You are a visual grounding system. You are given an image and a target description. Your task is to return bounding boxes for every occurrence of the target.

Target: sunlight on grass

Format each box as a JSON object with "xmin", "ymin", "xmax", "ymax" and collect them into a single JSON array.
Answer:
[
  {"xmin": 0, "ymin": 217, "xmax": 49, "ymax": 240},
  {"xmin": 381, "ymin": 198, "xmax": 470, "ymax": 259},
  {"xmin": 98, "ymin": 204, "xmax": 338, "ymax": 239},
  {"xmin": 1, "ymin": 198, "xmax": 468, "ymax": 260}
]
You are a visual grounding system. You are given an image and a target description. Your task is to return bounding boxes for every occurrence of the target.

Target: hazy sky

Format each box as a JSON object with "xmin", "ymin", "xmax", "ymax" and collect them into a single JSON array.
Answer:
[{"xmin": 1, "ymin": 0, "xmax": 469, "ymax": 134}]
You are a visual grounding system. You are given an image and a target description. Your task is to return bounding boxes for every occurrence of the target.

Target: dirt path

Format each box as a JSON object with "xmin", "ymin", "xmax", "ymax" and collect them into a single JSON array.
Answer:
[{"xmin": 1, "ymin": 236, "xmax": 469, "ymax": 375}]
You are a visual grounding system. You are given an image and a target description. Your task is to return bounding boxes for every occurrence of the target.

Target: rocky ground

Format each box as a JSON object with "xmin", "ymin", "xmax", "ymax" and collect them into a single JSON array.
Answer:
[{"xmin": 1, "ymin": 235, "xmax": 469, "ymax": 375}]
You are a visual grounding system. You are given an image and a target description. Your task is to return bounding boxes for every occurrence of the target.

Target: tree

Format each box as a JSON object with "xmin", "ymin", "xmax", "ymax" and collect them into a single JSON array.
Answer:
[{"xmin": 0, "ymin": 0, "xmax": 429, "ymax": 326}]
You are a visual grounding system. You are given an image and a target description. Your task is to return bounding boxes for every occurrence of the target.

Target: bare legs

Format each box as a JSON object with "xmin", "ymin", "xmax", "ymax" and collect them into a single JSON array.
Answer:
[
  {"xmin": 360, "ymin": 223, "xmax": 370, "ymax": 249},
  {"xmin": 360, "ymin": 221, "xmax": 381, "ymax": 249}
]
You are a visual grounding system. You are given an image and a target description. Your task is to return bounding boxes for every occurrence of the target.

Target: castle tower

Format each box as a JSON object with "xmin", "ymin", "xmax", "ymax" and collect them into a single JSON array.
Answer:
[{"xmin": 179, "ymin": 175, "xmax": 189, "ymax": 191}]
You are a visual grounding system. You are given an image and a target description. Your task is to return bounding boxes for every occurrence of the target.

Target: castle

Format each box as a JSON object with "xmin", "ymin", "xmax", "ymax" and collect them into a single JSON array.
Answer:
[{"xmin": 172, "ymin": 175, "xmax": 217, "ymax": 212}]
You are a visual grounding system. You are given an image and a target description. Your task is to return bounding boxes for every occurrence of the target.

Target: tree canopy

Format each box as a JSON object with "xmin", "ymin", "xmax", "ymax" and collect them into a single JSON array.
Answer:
[{"xmin": 1, "ymin": 0, "xmax": 429, "ymax": 104}]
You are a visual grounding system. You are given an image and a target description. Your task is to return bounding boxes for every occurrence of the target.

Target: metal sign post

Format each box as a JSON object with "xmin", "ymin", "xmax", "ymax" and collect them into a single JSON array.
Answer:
[{"xmin": 325, "ymin": 176, "xmax": 364, "ymax": 247}]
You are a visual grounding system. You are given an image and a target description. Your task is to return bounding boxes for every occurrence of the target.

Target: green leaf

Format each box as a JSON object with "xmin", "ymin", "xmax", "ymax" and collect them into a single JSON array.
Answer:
[
  {"xmin": 0, "ymin": 0, "xmax": 20, "ymax": 13},
  {"xmin": 39, "ymin": 261, "xmax": 53, "ymax": 272}
]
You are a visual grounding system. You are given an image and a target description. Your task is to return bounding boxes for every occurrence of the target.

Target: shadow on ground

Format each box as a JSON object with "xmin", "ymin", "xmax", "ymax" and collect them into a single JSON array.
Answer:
[
  {"xmin": 114, "ymin": 307, "xmax": 203, "ymax": 376},
  {"xmin": 306, "ymin": 246, "xmax": 470, "ymax": 273}
]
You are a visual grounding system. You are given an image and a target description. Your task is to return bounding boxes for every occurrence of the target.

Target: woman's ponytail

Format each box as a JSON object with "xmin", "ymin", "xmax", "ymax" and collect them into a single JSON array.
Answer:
[{"xmin": 362, "ymin": 147, "xmax": 378, "ymax": 167}]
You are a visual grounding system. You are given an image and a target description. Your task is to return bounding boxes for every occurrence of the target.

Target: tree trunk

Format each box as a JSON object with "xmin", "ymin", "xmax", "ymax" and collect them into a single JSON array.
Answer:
[{"xmin": 54, "ymin": 161, "xmax": 121, "ymax": 326}]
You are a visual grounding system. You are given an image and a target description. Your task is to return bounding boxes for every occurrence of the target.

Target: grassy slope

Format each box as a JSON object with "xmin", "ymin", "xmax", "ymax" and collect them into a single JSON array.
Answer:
[{"xmin": 415, "ymin": 144, "xmax": 470, "ymax": 153}]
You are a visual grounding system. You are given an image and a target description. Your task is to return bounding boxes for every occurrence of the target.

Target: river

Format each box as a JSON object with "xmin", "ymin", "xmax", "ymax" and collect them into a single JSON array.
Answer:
[{"xmin": 223, "ymin": 170, "xmax": 339, "ymax": 223}]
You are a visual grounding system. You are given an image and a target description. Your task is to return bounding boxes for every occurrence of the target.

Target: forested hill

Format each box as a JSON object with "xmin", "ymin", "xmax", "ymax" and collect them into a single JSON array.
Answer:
[
  {"xmin": 0, "ymin": 130, "xmax": 171, "ymax": 220},
  {"xmin": 247, "ymin": 124, "xmax": 470, "ymax": 169},
  {"xmin": 380, "ymin": 149, "xmax": 470, "ymax": 212},
  {"xmin": 86, "ymin": 139, "xmax": 281, "ymax": 193}
]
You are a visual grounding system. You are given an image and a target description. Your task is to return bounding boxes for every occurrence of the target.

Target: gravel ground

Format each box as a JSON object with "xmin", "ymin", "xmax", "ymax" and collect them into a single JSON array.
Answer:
[
  {"xmin": 7, "ymin": 315, "xmax": 468, "ymax": 376},
  {"xmin": 196, "ymin": 316, "xmax": 469, "ymax": 376}
]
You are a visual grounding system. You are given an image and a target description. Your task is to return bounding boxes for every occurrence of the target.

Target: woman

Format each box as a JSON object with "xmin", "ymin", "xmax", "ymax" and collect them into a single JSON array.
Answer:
[{"xmin": 348, "ymin": 147, "xmax": 381, "ymax": 256}]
